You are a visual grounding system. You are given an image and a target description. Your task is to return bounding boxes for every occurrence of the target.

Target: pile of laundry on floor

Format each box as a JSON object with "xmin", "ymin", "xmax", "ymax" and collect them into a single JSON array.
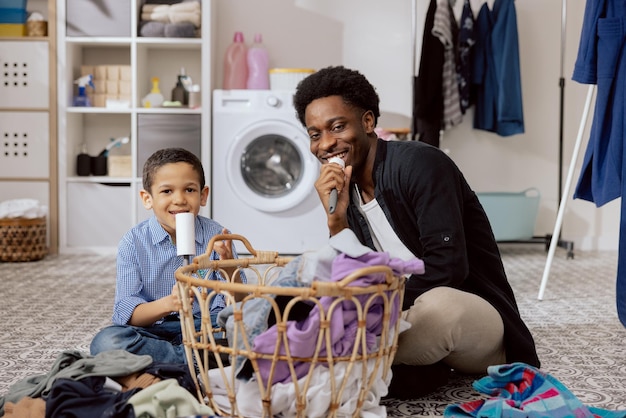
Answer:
[
  {"xmin": 0, "ymin": 350, "xmax": 217, "ymax": 417},
  {"xmin": 445, "ymin": 362, "xmax": 626, "ymax": 418}
]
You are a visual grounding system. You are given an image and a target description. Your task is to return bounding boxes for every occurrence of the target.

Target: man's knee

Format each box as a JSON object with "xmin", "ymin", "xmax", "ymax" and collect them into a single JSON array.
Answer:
[
  {"xmin": 408, "ymin": 287, "xmax": 468, "ymax": 329},
  {"xmin": 395, "ymin": 288, "xmax": 462, "ymax": 365},
  {"xmin": 396, "ymin": 287, "xmax": 505, "ymax": 370}
]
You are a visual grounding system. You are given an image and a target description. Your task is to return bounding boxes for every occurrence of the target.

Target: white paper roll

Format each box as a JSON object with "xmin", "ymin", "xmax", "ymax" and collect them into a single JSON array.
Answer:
[{"xmin": 175, "ymin": 212, "xmax": 196, "ymax": 256}]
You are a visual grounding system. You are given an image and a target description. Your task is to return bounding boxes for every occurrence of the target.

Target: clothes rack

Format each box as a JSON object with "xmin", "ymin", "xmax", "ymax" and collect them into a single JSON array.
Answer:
[
  {"xmin": 538, "ymin": 84, "xmax": 596, "ymax": 300},
  {"xmin": 515, "ymin": 0, "xmax": 575, "ymax": 259},
  {"xmin": 410, "ymin": 0, "xmax": 575, "ymax": 258},
  {"xmin": 551, "ymin": 0, "xmax": 576, "ymax": 259}
]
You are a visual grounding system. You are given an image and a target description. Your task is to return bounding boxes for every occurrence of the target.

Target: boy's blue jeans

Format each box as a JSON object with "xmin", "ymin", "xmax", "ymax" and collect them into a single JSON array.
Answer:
[{"xmin": 90, "ymin": 314, "xmax": 216, "ymax": 364}]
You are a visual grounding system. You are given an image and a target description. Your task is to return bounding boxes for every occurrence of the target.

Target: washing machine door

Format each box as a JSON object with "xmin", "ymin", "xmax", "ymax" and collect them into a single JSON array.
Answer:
[{"xmin": 226, "ymin": 119, "xmax": 319, "ymax": 212}]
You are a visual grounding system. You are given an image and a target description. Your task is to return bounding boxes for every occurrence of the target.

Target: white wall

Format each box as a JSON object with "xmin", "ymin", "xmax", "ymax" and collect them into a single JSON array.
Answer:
[{"xmin": 212, "ymin": 0, "xmax": 619, "ymax": 251}]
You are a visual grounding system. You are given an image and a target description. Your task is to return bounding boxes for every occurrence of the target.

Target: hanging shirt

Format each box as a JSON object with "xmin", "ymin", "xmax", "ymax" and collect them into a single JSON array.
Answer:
[
  {"xmin": 413, "ymin": 0, "xmax": 445, "ymax": 146},
  {"xmin": 457, "ymin": 0, "xmax": 476, "ymax": 113},
  {"xmin": 433, "ymin": 0, "xmax": 463, "ymax": 129},
  {"xmin": 472, "ymin": 0, "xmax": 524, "ymax": 136}
]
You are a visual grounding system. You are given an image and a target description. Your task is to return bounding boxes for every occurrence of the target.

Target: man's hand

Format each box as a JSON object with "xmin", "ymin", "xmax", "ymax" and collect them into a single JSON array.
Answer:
[{"xmin": 314, "ymin": 163, "xmax": 352, "ymax": 235}]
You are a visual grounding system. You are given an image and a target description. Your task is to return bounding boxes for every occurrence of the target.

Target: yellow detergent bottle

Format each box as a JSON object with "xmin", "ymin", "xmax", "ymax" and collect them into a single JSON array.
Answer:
[{"xmin": 141, "ymin": 77, "xmax": 164, "ymax": 108}]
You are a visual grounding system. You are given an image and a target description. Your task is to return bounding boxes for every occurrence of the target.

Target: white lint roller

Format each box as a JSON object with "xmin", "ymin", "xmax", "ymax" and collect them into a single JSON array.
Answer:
[{"xmin": 175, "ymin": 212, "xmax": 196, "ymax": 258}]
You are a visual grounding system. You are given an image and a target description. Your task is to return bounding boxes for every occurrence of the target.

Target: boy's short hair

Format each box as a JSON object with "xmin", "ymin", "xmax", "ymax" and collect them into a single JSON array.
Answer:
[
  {"xmin": 142, "ymin": 147, "xmax": 205, "ymax": 193},
  {"xmin": 293, "ymin": 65, "xmax": 381, "ymax": 127}
]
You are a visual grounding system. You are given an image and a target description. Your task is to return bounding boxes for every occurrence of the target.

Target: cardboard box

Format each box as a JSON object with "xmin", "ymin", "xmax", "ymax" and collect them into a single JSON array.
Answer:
[
  {"xmin": 118, "ymin": 80, "xmax": 131, "ymax": 95},
  {"xmin": 119, "ymin": 66, "xmax": 131, "ymax": 81},
  {"xmin": 94, "ymin": 65, "xmax": 107, "ymax": 80},
  {"xmin": 92, "ymin": 93, "xmax": 106, "ymax": 107},
  {"xmin": 81, "ymin": 65, "xmax": 94, "ymax": 77},
  {"xmin": 107, "ymin": 65, "xmax": 120, "ymax": 81},
  {"xmin": 106, "ymin": 80, "xmax": 119, "ymax": 94},
  {"xmin": 93, "ymin": 79, "xmax": 106, "ymax": 93},
  {"xmin": 108, "ymin": 155, "xmax": 132, "ymax": 177}
]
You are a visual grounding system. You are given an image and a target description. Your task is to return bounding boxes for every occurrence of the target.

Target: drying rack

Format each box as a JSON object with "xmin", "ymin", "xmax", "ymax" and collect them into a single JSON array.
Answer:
[{"xmin": 409, "ymin": 0, "xmax": 576, "ymax": 261}]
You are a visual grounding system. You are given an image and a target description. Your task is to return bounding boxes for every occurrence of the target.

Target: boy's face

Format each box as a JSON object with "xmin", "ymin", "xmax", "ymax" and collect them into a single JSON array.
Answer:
[{"xmin": 140, "ymin": 162, "xmax": 208, "ymax": 240}]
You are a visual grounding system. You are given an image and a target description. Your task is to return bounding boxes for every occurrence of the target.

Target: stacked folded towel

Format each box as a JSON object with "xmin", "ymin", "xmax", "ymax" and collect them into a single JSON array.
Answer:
[
  {"xmin": 141, "ymin": 1, "xmax": 201, "ymax": 27},
  {"xmin": 140, "ymin": 0, "xmax": 201, "ymax": 38}
]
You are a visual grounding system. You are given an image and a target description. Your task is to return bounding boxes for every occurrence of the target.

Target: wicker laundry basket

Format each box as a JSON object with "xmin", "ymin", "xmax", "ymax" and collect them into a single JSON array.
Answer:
[
  {"xmin": 0, "ymin": 217, "xmax": 47, "ymax": 262},
  {"xmin": 175, "ymin": 234, "xmax": 406, "ymax": 418}
]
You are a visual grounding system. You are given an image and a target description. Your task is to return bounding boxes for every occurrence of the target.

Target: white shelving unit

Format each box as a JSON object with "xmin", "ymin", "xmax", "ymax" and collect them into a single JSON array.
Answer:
[
  {"xmin": 57, "ymin": 0, "xmax": 214, "ymax": 254},
  {"xmin": 0, "ymin": 0, "xmax": 57, "ymax": 254}
]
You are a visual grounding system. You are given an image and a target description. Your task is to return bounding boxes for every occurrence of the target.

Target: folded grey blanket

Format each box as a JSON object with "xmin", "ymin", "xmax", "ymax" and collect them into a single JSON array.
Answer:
[
  {"xmin": 139, "ymin": 21, "xmax": 165, "ymax": 37},
  {"xmin": 164, "ymin": 21, "xmax": 195, "ymax": 38},
  {"xmin": 139, "ymin": 21, "xmax": 196, "ymax": 38}
]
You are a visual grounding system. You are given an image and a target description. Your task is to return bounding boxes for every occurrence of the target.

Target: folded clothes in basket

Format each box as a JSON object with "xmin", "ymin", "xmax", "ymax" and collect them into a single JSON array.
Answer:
[{"xmin": 217, "ymin": 229, "xmax": 425, "ymax": 385}]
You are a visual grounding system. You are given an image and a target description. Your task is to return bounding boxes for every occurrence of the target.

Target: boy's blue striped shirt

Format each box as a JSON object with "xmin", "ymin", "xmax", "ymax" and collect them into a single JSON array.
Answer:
[{"xmin": 112, "ymin": 215, "xmax": 241, "ymax": 325}]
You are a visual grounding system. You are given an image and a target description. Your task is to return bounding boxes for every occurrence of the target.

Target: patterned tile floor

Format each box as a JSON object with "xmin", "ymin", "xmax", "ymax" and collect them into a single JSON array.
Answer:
[{"xmin": 1, "ymin": 245, "xmax": 626, "ymax": 416}]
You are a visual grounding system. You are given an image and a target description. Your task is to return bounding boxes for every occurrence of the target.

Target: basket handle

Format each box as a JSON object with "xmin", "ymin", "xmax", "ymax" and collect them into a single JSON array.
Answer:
[
  {"xmin": 205, "ymin": 233, "xmax": 258, "ymax": 256},
  {"xmin": 523, "ymin": 187, "xmax": 540, "ymax": 198}
]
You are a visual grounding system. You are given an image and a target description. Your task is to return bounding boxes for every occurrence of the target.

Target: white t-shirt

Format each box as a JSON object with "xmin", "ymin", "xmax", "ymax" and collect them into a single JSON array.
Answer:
[{"xmin": 353, "ymin": 185, "xmax": 416, "ymax": 262}]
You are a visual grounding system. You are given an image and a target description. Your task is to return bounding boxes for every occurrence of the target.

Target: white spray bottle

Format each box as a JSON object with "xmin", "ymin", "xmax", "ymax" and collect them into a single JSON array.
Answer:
[{"xmin": 73, "ymin": 75, "xmax": 95, "ymax": 107}]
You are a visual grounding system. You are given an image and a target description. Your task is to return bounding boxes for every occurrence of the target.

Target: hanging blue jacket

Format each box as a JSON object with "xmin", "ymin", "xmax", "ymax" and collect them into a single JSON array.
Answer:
[
  {"xmin": 572, "ymin": 0, "xmax": 626, "ymax": 325},
  {"xmin": 472, "ymin": 0, "xmax": 524, "ymax": 136}
]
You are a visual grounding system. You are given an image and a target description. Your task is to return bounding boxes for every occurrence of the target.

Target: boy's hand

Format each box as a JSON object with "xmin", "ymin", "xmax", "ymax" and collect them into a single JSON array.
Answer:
[
  {"xmin": 214, "ymin": 228, "xmax": 234, "ymax": 260},
  {"xmin": 170, "ymin": 282, "xmax": 194, "ymax": 311}
]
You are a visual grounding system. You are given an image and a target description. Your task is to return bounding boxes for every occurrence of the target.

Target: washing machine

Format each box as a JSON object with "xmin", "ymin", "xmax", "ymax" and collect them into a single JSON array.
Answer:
[{"xmin": 212, "ymin": 89, "xmax": 328, "ymax": 255}]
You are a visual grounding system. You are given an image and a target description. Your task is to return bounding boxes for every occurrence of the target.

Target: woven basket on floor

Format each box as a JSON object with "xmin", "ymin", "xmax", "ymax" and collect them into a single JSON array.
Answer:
[
  {"xmin": 176, "ymin": 234, "xmax": 405, "ymax": 418},
  {"xmin": 0, "ymin": 217, "xmax": 47, "ymax": 262}
]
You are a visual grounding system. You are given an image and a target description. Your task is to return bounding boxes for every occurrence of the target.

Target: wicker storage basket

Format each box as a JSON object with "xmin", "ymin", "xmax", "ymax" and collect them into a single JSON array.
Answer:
[
  {"xmin": 26, "ymin": 20, "xmax": 47, "ymax": 37},
  {"xmin": 0, "ymin": 217, "xmax": 47, "ymax": 262},
  {"xmin": 176, "ymin": 234, "xmax": 406, "ymax": 418}
]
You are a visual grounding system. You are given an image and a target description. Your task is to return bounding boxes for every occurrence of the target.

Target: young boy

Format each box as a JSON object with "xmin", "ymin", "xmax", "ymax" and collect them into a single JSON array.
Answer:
[{"xmin": 90, "ymin": 147, "xmax": 241, "ymax": 364}]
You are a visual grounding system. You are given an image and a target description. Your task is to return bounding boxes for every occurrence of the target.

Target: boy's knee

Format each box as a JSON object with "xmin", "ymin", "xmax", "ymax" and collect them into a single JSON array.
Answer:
[{"xmin": 90, "ymin": 325, "xmax": 134, "ymax": 355}]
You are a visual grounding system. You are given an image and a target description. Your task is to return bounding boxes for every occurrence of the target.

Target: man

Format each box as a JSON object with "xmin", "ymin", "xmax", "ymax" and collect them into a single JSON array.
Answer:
[{"xmin": 293, "ymin": 66, "xmax": 539, "ymax": 398}]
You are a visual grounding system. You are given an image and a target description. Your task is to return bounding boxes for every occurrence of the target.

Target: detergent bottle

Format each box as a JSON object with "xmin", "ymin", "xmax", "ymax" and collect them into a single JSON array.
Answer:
[
  {"xmin": 73, "ymin": 75, "xmax": 95, "ymax": 107},
  {"xmin": 141, "ymin": 77, "xmax": 165, "ymax": 108},
  {"xmin": 246, "ymin": 33, "xmax": 270, "ymax": 89},
  {"xmin": 223, "ymin": 31, "xmax": 248, "ymax": 89},
  {"xmin": 171, "ymin": 67, "xmax": 192, "ymax": 105}
]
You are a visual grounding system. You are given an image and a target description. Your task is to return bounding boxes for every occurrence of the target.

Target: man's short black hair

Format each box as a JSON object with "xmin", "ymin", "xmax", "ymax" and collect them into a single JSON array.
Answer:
[{"xmin": 293, "ymin": 65, "xmax": 380, "ymax": 127}]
